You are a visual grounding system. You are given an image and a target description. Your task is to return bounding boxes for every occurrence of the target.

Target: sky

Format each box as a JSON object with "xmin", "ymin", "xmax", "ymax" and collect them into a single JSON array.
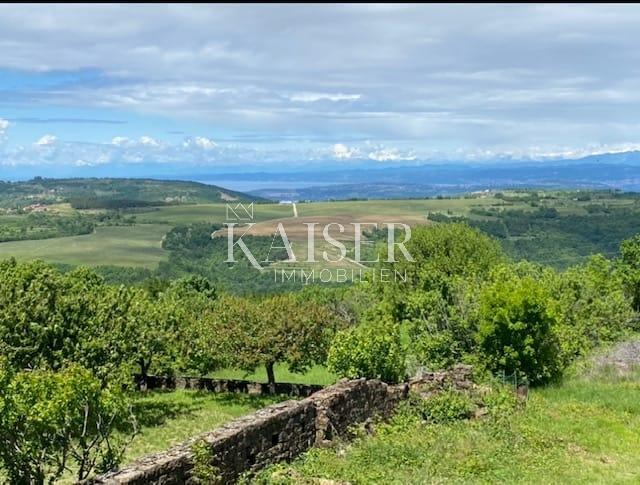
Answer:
[{"xmin": 2, "ymin": 4, "xmax": 640, "ymax": 174}]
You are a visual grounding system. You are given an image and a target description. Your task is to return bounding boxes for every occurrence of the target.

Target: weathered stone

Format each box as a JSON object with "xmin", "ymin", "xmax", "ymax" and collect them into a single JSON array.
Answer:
[
  {"xmin": 88, "ymin": 369, "xmax": 468, "ymax": 485},
  {"xmin": 133, "ymin": 374, "xmax": 323, "ymax": 397}
]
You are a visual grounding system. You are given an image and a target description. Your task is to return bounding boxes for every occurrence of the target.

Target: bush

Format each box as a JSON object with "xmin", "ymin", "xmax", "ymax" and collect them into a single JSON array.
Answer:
[
  {"xmin": 327, "ymin": 320, "xmax": 406, "ymax": 383},
  {"xmin": 552, "ymin": 255, "xmax": 635, "ymax": 363},
  {"xmin": 0, "ymin": 360, "xmax": 136, "ymax": 483},
  {"xmin": 477, "ymin": 266, "xmax": 563, "ymax": 385},
  {"xmin": 410, "ymin": 388, "xmax": 474, "ymax": 423}
]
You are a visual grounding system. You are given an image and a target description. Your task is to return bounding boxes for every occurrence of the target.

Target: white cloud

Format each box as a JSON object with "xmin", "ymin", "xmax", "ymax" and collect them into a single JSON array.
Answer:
[
  {"xmin": 0, "ymin": 118, "xmax": 8, "ymax": 143},
  {"xmin": 367, "ymin": 148, "xmax": 416, "ymax": 162},
  {"xmin": 332, "ymin": 143, "xmax": 361, "ymax": 159},
  {"xmin": 111, "ymin": 136, "xmax": 131, "ymax": 146},
  {"xmin": 35, "ymin": 134, "xmax": 57, "ymax": 146},
  {"xmin": 138, "ymin": 136, "xmax": 160, "ymax": 147},
  {"xmin": 183, "ymin": 136, "xmax": 217, "ymax": 150},
  {"xmin": 289, "ymin": 92, "xmax": 361, "ymax": 103}
]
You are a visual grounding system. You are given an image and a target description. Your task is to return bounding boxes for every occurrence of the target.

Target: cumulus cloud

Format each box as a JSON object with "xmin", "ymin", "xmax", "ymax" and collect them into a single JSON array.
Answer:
[
  {"xmin": 332, "ymin": 143, "xmax": 361, "ymax": 160},
  {"xmin": 111, "ymin": 136, "xmax": 130, "ymax": 146},
  {"xmin": 34, "ymin": 134, "xmax": 57, "ymax": 146},
  {"xmin": 138, "ymin": 136, "xmax": 160, "ymax": 147},
  {"xmin": 367, "ymin": 147, "xmax": 416, "ymax": 162},
  {"xmin": 183, "ymin": 136, "xmax": 217, "ymax": 150},
  {"xmin": 0, "ymin": 118, "xmax": 8, "ymax": 143}
]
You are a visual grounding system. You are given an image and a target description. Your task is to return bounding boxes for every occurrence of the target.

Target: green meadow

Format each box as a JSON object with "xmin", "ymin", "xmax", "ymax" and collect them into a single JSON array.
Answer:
[
  {"xmin": 258, "ymin": 365, "xmax": 640, "ymax": 484},
  {"xmin": 0, "ymin": 224, "xmax": 171, "ymax": 268}
]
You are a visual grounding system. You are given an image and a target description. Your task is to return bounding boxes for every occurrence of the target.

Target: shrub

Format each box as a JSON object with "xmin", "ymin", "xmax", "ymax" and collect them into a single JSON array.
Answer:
[
  {"xmin": 0, "ymin": 360, "xmax": 136, "ymax": 483},
  {"xmin": 327, "ymin": 320, "xmax": 406, "ymax": 383},
  {"xmin": 410, "ymin": 389, "xmax": 474, "ymax": 424},
  {"xmin": 477, "ymin": 266, "xmax": 563, "ymax": 385}
]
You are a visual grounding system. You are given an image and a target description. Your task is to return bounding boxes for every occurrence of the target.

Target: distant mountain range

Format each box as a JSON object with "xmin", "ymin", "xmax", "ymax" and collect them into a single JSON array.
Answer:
[
  {"xmin": 244, "ymin": 156, "xmax": 640, "ymax": 200},
  {"xmin": 4, "ymin": 150, "xmax": 640, "ymax": 201}
]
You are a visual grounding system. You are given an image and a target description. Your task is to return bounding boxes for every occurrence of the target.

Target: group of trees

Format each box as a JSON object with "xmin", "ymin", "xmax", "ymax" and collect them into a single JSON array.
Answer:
[
  {"xmin": 0, "ymin": 260, "xmax": 343, "ymax": 482},
  {"xmin": 2, "ymin": 219, "xmax": 640, "ymax": 481},
  {"xmin": 429, "ymin": 203, "xmax": 640, "ymax": 269},
  {"xmin": 329, "ymin": 223, "xmax": 639, "ymax": 386}
]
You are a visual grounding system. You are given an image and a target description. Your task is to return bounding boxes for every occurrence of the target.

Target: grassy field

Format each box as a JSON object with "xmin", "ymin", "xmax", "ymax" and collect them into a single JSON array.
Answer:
[
  {"xmin": 133, "ymin": 203, "xmax": 294, "ymax": 224},
  {"xmin": 124, "ymin": 390, "xmax": 281, "ymax": 462},
  {"xmin": 259, "ymin": 366, "xmax": 640, "ymax": 484},
  {"xmin": 1, "ymin": 190, "xmax": 639, "ymax": 270},
  {"xmin": 0, "ymin": 224, "xmax": 170, "ymax": 268}
]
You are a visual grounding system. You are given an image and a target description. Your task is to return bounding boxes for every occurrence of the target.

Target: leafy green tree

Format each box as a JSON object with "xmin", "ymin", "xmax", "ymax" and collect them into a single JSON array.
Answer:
[
  {"xmin": 327, "ymin": 319, "xmax": 406, "ymax": 383},
  {"xmin": 552, "ymin": 254, "xmax": 636, "ymax": 363},
  {"xmin": 408, "ymin": 278, "xmax": 481, "ymax": 370},
  {"xmin": 227, "ymin": 294, "xmax": 333, "ymax": 387},
  {"xmin": 163, "ymin": 290, "xmax": 230, "ymax": 377},
  {"xmin": 0, "ymin": 260, "xmax": 104, "ymax": 372},
  {"xmin": 477, "ymin": 265, "xmax": 563, "ymax": 385},
  {"xmin": 167, "ymin": 275, "xmax": 217, "ymax": 301},
  {"xmin": 619, "ymin": 234, "xmax": 640, "ymax": 311},
  {"xmin": 0, "ymin": 360, "xmax": 136, "ymax": 484},
  {"xmin": 380, "ymin": 223, "xmax": 504, "ymax": 324}
]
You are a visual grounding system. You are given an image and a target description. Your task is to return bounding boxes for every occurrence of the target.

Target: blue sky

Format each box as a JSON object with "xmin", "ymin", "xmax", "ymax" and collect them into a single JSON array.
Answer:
[{"xmin": 2, "ymin": 4, "xmax": 640, "ymax": 174}]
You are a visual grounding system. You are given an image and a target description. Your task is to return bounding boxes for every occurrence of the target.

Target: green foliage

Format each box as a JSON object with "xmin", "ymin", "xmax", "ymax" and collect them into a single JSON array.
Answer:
[
  {"xmin": 410, "ymin": 388, "xmax": 474, "ymax": 424},
  {"xmin": 167, "ymin": 275, "xmax": 217, "ymax": 300},
  {"xmin": 156, "ymin": 223, "xmax": 298, "ymax": 294},
  {"xmin": 191, "ymin": 439, "xmax": 221, "ymax": 484},
  {"xmin": 408, "ymin": 279, "xmax": 481, "ymax": 370},
  {"xmin": 551, "ymin": 255, "xmax": 635, "ymax": 363},
  {"xmin": 620, "ymin": 233, "xmax": 640, "ymax": 311},
  {"xmin": 0, "ymin": 212, "xmax": 95, "ymax": 243},
  {"xmin": 477, "ymin": 265, "xmax": 562, "ymax": 385},
  {"xmin": 380, "ymin": 223, "xmax": 503, "ymax": 325},
  {"xmin": 0, "ymin": 177, "xmax": 258, "ymax": 210},
  {"xmin": 0, "ymin": 260, "xmax": 181, "ymax": 382},
  {"xmin": 0, "ymin": 360, "xmax": 136, "ymax": 483},
  {"xmin": 226, "ymin": 294, "xmax": 336, "ymax": 385},
  {"xmin": 327, "ymin": 320, "xmax": 406, "ymax": 383}
]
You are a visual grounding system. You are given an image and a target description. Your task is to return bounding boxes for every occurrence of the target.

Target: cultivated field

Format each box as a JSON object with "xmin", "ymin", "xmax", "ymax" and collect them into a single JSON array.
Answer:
[
  {"xmin": 0, "ymin": 224, "xmax": 171, "ymax": 268},
  {"xmin": 0, "ymin": 190, "xmax": 638, "ymax": 269}
]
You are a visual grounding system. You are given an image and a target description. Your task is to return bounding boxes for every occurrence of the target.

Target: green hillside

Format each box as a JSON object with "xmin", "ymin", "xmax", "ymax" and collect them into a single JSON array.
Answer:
[{"xmin": 0, "ymin": 177, "xmax": 262, "ymax": 209}]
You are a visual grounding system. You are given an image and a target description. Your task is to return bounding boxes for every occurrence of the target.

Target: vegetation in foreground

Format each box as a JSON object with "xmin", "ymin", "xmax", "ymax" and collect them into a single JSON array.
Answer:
[
  {"xmin": 257, "ymin": 364, "xmax": 640, "ymax": 484},
  {"xmin": 2, "ymin": 209, "xmax": 640, "ymax": 482}
]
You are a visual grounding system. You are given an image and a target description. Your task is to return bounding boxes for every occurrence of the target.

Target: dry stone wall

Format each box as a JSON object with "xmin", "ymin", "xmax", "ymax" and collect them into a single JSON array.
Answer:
[
  {"xmin": 134, "ymin": 374, "xmax": 323, "ymax": 397},
  {"xmin": 89, "ymin": 367, "xmax": 472, "ymax": 485}
]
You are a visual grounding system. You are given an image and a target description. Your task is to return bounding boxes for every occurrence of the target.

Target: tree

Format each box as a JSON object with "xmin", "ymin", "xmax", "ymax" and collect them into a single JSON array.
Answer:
[
  {"xmin": 227, "ymin": 294, "xmax": 333, "ymax": 388},
  {"xmin": 327, "ymin": 319, "xmax": 406, "ymax": 383},
  {"xmin": 619, "ymin": 234, "xmax": 640, "ymax": 311},
  {"xmin": 379, "ymin": 223, "xmax": 504, "ymax": 324},
  {"xmin": 552, "ymin": 254, "xmax": 636, "ymax": 363},
  {"xmin": 476, "ymin": 265, "xmax": 563, "ymax": 385},
  {"xmin": 0, "ymin": 260, "xmax": 104, "ymax": 372},
  {"xmin": 0, "ymin": 360, "xmax": 136, "ymax": 484}
]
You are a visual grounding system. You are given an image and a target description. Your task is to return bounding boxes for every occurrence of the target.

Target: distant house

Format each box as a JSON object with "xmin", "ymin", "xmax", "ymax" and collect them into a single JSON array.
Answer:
[{"xmin": 279, "ymin": 200, "xmax": 296, "ymax": 204}]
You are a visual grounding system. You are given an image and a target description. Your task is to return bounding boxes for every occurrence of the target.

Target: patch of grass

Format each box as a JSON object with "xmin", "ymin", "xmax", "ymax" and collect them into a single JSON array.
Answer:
[
  {"xmin": 123, "ymin": 390, "xmax": 282, "ymax": 463},
  {"xmin": 52, "ymin": 390, "xmax": 283, "ymax": 484},
  {"xmin": 210, "ymin": 364, "xmax": 338, "ymax": 387},
  {"xmin": 0, "ymin": 224, "xmax": 171, "ymax": 268},
  {"xmin": 134, "ymin": 203, "xmax": 293, "ymax": 224},
  {"xmin": 257, "ymin": 368, "xmax": 640, "ymax": 484}
]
